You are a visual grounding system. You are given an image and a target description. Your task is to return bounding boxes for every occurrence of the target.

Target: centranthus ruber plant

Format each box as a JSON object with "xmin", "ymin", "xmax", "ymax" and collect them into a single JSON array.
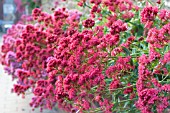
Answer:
[{"xmin": 1, "ymin": 0, "xmax": 170, "ymax": 113}]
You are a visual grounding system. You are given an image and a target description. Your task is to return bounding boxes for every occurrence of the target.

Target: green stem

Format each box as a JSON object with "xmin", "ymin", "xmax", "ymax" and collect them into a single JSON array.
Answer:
[
  {"xmin": 147, "ymin": 0, "xmax": 154, "ymax": 6},
  {"xmin": 108, "ymin": 55, "xmax": 139, "ymax": 58},
  {"xmin": 89, "ymin": 107, "xmax": 102, "ymax": 113},
  {"xmin": 116, "ymin": 98, "xmax": 137, "ymax": 104},
  {"xmin": 109, "ymin": 84, "xmax": 136, "ymax": 92},
  {"xmin": 91, "ymin": 84, "xmax": 136, "ymax": 93},
  {"xmin": 159, "ymin": 73, "xmax": 170, "ymax": 83},
  {"xmin": 84, "ymin": 3, "xmax": 91, "ymax": 9}
]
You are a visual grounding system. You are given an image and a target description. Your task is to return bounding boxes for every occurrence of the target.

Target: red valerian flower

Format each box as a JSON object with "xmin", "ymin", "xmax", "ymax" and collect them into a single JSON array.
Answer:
[
  {"xmin": 158, "ymin": 9, "xmax": 170, "ymax": 22},
  {"xmin": 83, "ymin": 19, "xmax": 95, "ymax": 28},
  {"xmin": 136, "ymin": 88, "xmax": 159, "ymax": 113},
  {"xmin": 141, "ymin": 6, "xmax": 158, "ymax": 24},
  {"xmin": 110, "ymin": 20, "xmax": 127, "ymax": 35},
  {"xmin": 109, "ymin": 78, "xmax": 120, "ymax": 90},
  {"xmin": 123, "ymin": 83, "xmax": 133, "ymax": 94}
]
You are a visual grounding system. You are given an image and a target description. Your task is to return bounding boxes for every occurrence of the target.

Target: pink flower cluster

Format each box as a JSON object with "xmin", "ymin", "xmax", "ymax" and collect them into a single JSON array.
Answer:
[
  {"xmin": 136, "ymin": 55, "xmax": 169, "ymax": 113},
  {"xmin": 1, "ymin": 0, "xmax": 170, "ymax": 113},
  {"xmin": 141, "ymin": 6, "xmax": 158, "ymax": 24}
]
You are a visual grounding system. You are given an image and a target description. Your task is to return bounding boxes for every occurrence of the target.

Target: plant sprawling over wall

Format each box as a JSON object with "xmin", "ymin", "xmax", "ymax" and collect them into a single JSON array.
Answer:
[{"xmin": 1, "ymin": 0, "xmax": 170, "ymax": 113}]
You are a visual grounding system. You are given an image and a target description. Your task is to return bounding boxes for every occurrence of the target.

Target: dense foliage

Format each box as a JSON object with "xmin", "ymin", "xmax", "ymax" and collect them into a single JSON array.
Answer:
[{"xmin": 1, "ymin": 0, "xmax": 170, "ymax": 113}]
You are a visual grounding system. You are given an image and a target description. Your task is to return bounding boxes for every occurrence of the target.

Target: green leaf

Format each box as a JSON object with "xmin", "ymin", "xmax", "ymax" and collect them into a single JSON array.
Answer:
[
  {"xmin": 122, "ymin": 47, "xmax": 130, "ymax": 56},
  {"xmin": 159, "ymin": 2, "xmax": 165, "ymax": 9},
  {"xmin": 125, "ymin": 19, "xmax": 131, "ymax": 23},
  {"xmin": 78, "ymin": 24, "xmax": 83, "ymax": 32},
  {"xmin": 124, "ymin": 32, "xmax": 131, "ymax": 39},
  {"xmin": 130, "ymin": 57, "xmax": 134, "ymax": 66},
  {"xmin": 105, "ymin": 78, "xmax": 112, "ymax": 84},
  {"xmin": 132, "ymin": 48, "xmax": 136, "ymax": 54},
  {"xmin": 133, "ymin": 65, "xmax": 138, "ymax": 77},
  {"xmin": 112, "ymin": 101, "xmax": 119, "ymax": 111},
  {"xmin": 165, "ymin": 63, "xmax": 170, "ymax": 72},
  {"xmin": 62, "ymin": 24, "xmax": 69, "ymax": 31},
  {"xmin": 124, "ymin": 101, "xmax": 130, "ymax": 108},
  {"xmin": 147, "ymin": 0, "xmax": 154, "ymax": 6},
  {"xmin": 164, "ymin": 43, "xmax": 170, "ymax": 53},
  {"xmin": 108, "ymin": 60, "xmax": 115, "ymax": 66},
  {"xmin": 103, "ymin": 26, "xmax": 109, "ymax": 34},
  {"xmin": 136, "ymin": 24, "xmax": 144, "ymax": 37}
]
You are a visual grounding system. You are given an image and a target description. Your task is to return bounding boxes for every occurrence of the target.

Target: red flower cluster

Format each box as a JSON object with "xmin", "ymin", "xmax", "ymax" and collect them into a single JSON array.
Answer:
[
  {"xmin": 110, "ymin": 20, "xmax": 127, "ymax": 35},
  {"xmin": 141, "ymin": 6, "xmax": 158, "ymax": 24},
  {"xmin": 1, "ymin": 0, "xmax": 170, "ymax": 113},
  {"xmin": 136, "ymin": 53, "xmax": 169, "ymax": 113},
  {"xmin": 83, "ymin": 19, "xmax": 95, "ymax": 28}
]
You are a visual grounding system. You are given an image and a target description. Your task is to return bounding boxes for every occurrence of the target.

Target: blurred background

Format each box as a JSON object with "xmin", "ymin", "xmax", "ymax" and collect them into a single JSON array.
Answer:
[
  {"xmin": 0, "ymin": 0, "xmax": 16, "ymax": 32},
  {"xmin": 0, "ymin": 0, "xmax": 60, "ymax": 32}
]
